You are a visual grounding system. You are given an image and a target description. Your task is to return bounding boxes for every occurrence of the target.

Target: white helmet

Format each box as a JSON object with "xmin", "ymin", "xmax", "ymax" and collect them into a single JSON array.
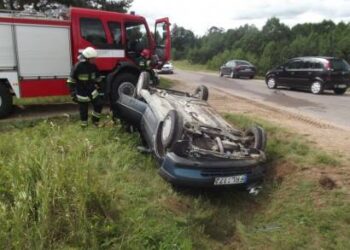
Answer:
[{"xmin": 82, "ymin": 47, "xmax": 97, "ymax": 59}]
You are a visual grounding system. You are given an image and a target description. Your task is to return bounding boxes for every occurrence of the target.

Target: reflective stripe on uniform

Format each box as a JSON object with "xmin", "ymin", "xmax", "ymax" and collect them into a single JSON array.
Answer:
[
  {"xmin": 91, "ymin": 89, "xmax": 99, "ymax": 99},
  {"xmin": 78, "ymin": 74, "xmax": 89, "ymax": 81},
  {"xmin": 91, "ymin": 111, "xmax": 101, "ymax": 118},
  {"xmin": 76, "ymin": 95, "xmax": 91, "ymax": 102},
  {"xmin": 96, "ymin": 76, "xmax": 104, "ymax": 83}
]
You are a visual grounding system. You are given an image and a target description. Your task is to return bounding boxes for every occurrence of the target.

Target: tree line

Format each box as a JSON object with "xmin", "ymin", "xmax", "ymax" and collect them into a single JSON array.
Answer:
[
  {"xmin": 171, "ymin": 18, "xmax": 350, "ymax": 74},
  {"xmin": 0, "ymin": 0, "xmax": 132, "ymax": 12}
]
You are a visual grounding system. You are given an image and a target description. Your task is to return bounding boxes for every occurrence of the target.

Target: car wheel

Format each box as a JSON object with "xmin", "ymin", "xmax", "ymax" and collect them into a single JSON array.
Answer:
[
  {"xmin": 0, "ymin": 84, "xmax": 13, "ymax": 119},
  {"xmin": 161, "ymin": 110, "xmax": 179, "ymax": 149},
  {"xmin": 112, "ymin": 73, "xmax": 138, "ymax": 101},
  {"xmin": 230, "ymin": 71, "xmax": 236, "ymax": 78},
  {"xmin": 219, "ymin": 71, "xmax": 223, "ymax": 77},
  {"xmin": 244, "ymin": 126, "xmax": 267, "ymax": 151},
  {"xmin": 136, "ymin": 72, "xmax": 150, "ymax": 98},
  {"xmin": 193, "ymin": 85, "xmax": 209, "ymax": 101},
  {"xmin": 249, "ymin": 75, "xmax": 254, "ymax": 79},
  {"xmin": 310, "ymin": 81, "xmax": 323, "ymax": 95},
  {"xmin": 333, "ymin": 88, "xmax": 347, "ymax": 95},
  {"xmin": 266, "ymin": 77, "xmax": 277, "ymax": 89}
]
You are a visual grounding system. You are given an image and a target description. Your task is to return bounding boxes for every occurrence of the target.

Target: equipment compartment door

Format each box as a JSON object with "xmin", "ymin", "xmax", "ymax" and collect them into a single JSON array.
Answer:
[{"xmin": 15, "ymin": 25, "xmax": 72, "ymax": 78}]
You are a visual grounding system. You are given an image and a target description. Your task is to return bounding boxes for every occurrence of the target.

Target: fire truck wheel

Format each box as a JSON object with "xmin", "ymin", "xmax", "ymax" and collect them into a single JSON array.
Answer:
[
  {"xmin": 0, "ymin": 84, "xmax": 13, "ymax": 119},
  {"xmin": 112, "ymin": 73, "xmax": 138, "ymax": 101}
]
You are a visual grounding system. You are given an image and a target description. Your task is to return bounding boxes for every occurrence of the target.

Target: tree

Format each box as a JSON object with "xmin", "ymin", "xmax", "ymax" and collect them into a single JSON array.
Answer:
[
  {"xmin": 171, "ymin": 24, "xmax": 196, "ymax": 60},
  {"xmin": 0, "ymin": 0, "xmax": 133, "ymax": 12}
]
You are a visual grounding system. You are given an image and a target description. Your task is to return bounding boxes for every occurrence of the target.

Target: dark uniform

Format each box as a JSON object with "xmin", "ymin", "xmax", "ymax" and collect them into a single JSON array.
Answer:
[{"xmin": 67, "ymin": 60, "xmax": 103, "ymax": 127}]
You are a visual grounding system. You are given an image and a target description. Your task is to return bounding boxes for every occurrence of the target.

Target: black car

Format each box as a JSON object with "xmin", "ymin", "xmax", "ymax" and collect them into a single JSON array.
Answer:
[
  {"xmin": 265, "ymin": 57, "xmax": 350, "ymax": 95},
  {"xmin": 220, "ymin": 60, "xmax": 256, "ymax": 79},
  {"xmin": 115, "ymin": 72, "xmax": 267, "ymax": 192}
]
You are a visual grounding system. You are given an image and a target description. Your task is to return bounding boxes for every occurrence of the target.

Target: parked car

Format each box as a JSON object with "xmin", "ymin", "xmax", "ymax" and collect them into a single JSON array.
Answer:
[
  {"xmin": 220, "ymin": 60, "xmax": 256, "ymax": 79},
  {"xmin": 115, "ymin": 72, "xmax": 267, "ymax": 191},
  {"xmin": 265, "ymin": 57, "xmax": 350, "ymax": 95},
  {"xmin": 159, "ymin": 61, "xmax": 174, "ymax": 74}
]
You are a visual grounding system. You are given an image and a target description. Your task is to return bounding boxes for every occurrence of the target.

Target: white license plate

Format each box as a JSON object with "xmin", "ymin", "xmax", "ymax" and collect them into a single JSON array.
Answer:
[
  {"xmin": 337, "ymin": 84, "xmax": 347, "ymax": 88},
  {"xmin": 214, "ymin": 175, "xmax": 247, "ymax": 185}
]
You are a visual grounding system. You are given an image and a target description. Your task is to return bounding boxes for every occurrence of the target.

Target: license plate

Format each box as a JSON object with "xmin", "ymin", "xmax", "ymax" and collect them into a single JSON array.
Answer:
[
  {"xmin": 214, "ymin": 175, "xmax": 247, "ymax": 185},
  {"xmin": 337, "ymin": 84, "xmax": 347, "ymax": 88}
]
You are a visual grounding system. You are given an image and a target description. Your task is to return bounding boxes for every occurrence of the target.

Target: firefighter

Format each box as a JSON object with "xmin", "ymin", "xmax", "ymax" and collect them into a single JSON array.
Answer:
[{"xmin": 67, "ymin": 47, "xmax": 104, "ymax": 127}]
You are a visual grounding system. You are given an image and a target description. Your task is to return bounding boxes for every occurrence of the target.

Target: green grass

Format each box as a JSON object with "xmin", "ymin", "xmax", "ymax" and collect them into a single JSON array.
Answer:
[
  {"xmin": 173, "ymin": 60, "xmax": 266, "ymax": 79},
  {"xmin": 159, "ymin": 77, "xmax": 175, "ymax": 89},
  {"xmin": 0, "ymin": 110, "xmax": 349, "ymax": 248},
  {"xmin": 173, "ymin": 60, "xmax": 216, "ymax": 73}
]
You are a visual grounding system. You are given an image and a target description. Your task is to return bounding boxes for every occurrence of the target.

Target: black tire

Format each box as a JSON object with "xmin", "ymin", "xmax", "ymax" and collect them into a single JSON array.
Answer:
[
  {"xmin": 310, "ymin": 81, "xmax": 323, "ymax": 95},
  {"xmin": 161, "ymin": 110, "xmax": 178, "ymax": 149},
  {"xmin": 0, "ymin": 84, "xmax": 13, "ymax": 118},
  {"xmin": 244, "ymin": 126, "xmax": 267, "ymax": 151},
  {"xmin": 266, "ymin": 76, "xmax": 277, "ymax": 89},
  {"xmin": 111, "ymin": 73, "xmax": 138, "ymax": 102},
  {"xmin": 194, "ymin": 85, "xmax": 209, "ymax": 101},
  {"xmin": 136, "ymin": 72, "xmax": 150, "ymax": 98},
  {"xmin": 249, "ymin": 75, "xmax": 254, "ymax": 79},
  {"xmin": 334, "ymin": 88, "xmax": 347, "ymax": 95}
]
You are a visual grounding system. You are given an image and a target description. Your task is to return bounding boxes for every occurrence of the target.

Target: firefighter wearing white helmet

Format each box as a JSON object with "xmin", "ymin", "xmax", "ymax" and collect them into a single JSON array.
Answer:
[{"xmin": 67, "ymin": 47, "xmax": 104, "ymax": 127}]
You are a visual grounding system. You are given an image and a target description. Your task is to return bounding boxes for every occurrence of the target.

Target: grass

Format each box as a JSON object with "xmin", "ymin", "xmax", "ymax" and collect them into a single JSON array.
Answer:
[
  {"xmin": 159, "ymin": 77, "xmax": 175, "ymax": 89},
  {"xmin": 173, "ymin": 60, "xmax": 216, "ymax": 73},
  {"xmin": 0, "ymin": 85, "xmax": 349, "ymax": 248},
  {"xmin": 173, "ymin": 60, "xmax": 266, "ymax": 79}
]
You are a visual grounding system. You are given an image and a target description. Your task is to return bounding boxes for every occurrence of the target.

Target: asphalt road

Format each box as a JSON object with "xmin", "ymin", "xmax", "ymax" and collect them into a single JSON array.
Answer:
[{"xmin": 164, "ymin": 69, "xmax": 350, "ymax": 129}]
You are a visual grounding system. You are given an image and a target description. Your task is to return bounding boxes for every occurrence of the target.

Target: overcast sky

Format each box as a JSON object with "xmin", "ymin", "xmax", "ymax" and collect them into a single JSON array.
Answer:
[{"xmin": 131, "ymin": 0, "xmax": 350, "ymax": 36}]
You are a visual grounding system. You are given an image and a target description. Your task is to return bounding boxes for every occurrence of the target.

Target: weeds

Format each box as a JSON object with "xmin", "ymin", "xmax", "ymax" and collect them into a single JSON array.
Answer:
[{"xmin": 0, "ymin": 112, "xmax": 348, "ymax": 249}]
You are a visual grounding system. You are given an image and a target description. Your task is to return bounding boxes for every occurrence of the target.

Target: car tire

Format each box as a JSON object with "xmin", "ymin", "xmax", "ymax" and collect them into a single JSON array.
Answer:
[
  {"xmin": 310, "ymin": 81, "xmax": 323, "ymax": 95},
  {"xmin": 249, "ymin": 75, "xmax": 254, "ymax": 79},
  {"xmin": 112, "ymin": 73, "xmax": 138, "ymax": 101},
  {"xmin": 333, "ymin": 88, "xmax": 347, "ymax": 95},
  {"xmin": 266, "ymin": 76, "xmax": 277, "ymax": 89},
  {"xmin": 219, "ymin": 71, "xmax": 223, "ymax": 77},
  {"xmin": 136, "ymin": 72, "xmax": 150, "ymax": 98},
  {"xmin": 244, "ymin": 126, "xmax": 267, "ymax": 151},
  {"xmin": 161, "ymin": 110, "xmax": 178, "ymax": 149},
  {"xmin": 193, "ymin": 85, "xmax": 209, "ymax": 101},
  {"xmin": 230, "ymin": 71, "xmax": 236, "ymax": 78},
  {"xmin": 0, "ymin": 84, "xmax": 13, "ymax": 119}
]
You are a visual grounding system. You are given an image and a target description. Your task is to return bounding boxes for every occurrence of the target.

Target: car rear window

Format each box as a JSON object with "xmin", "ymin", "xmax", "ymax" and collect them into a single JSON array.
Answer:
[
  {"xmin": 236, "ymin": 61, "xmax": 250, "ymax": 66},
  {"xmin": 330, "ymin": 59, "xmax": 350, "ymax": 71}
]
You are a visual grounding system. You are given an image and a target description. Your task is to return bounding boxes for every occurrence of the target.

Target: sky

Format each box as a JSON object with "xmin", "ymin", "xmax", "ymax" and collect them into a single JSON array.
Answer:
[{"xmin": 130, "ymin": 0, "xmax": 350, "ymax": 36}]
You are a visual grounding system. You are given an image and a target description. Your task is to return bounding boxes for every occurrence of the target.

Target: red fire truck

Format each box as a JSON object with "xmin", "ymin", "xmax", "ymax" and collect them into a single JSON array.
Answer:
[{"xmin": 0, "ymin": 7, "xmax": 171, "ymax": 118}]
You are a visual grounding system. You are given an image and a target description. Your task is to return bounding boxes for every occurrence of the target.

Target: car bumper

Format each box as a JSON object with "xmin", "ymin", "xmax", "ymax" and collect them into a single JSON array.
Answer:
[
  {"xmin": 324, "ymin": 82, "xmax": 349, "ymax": 89},
  {"xmin": 159, "ymin": 153, "xmax": 265, "ymax": 187},
  {"xmin": 237, "ymin": 71, "xmax": 255, "ymax": 77},
  {"xmin": 159, "ymin": 69, "xmax": 173, "ymax": 74}
]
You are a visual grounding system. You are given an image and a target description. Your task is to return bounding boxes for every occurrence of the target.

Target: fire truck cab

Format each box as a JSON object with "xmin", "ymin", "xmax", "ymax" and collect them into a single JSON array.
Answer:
[{"xmin": 0, "ymin": 7, "xmax": 171, "ymax": 118}]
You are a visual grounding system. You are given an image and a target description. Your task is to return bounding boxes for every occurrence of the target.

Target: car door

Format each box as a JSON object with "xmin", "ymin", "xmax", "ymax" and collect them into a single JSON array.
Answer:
[
  {"xmin": 222, "ymin": 61, "xmax": 232, "ymax": 75},
  {"xmin": 284, "ymin": 59, "xmax": 303, "ymax": 87},
  {"xmin": 293, "ymin": 59, "xmax": 311, "ymax": 89},
  {"xmin": 277, "ymin": 60, "xmax": 293, "ymax": 86}
]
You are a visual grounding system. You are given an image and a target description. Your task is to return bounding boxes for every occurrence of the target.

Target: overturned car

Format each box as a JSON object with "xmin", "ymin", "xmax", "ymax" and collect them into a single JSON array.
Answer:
[{"xmin": 115, "ymin": 72, "xmax": 267, "ymax": 190}]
